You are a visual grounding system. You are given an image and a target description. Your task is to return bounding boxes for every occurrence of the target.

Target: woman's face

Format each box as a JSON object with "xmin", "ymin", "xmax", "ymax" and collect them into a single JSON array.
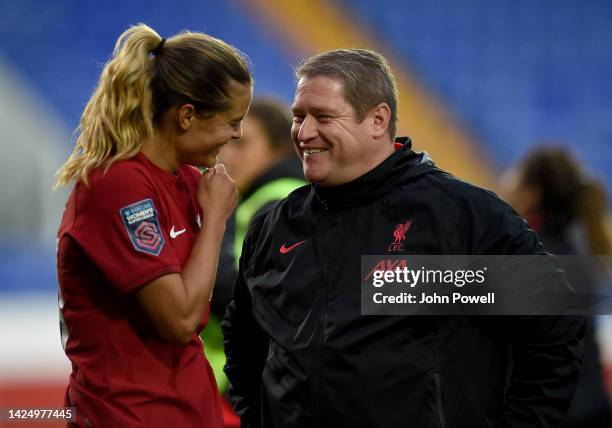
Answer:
[{"xmin": 176, "ymin": 81, "xmax": 252, "ymax": 168}]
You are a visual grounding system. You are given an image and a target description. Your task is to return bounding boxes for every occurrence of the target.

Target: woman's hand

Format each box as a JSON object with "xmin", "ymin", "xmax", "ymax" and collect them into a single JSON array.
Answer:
[{"xmin": 197, "ymin": 163, "xmax": 238, "ymax": 224}]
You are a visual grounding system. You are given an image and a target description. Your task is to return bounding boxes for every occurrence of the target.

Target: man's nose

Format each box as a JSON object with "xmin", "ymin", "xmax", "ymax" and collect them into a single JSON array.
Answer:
[{"xmin": 297, "ymin": 115, "xmax": 317, "ymax": 142}]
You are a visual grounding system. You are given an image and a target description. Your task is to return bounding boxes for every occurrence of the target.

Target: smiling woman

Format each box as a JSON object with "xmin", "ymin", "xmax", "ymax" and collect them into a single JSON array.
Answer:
[
  {"xmin": 53, "ymin": 23, "xmax": 252, "ymax": 427},
  {"xmin": 149, "ymin": 80, "xmax": 252, "ymax": 170}
]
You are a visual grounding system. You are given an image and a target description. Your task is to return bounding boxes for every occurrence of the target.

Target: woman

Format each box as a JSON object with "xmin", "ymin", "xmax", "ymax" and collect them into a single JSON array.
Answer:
[
  {"xmin": 55, "ymin": 24, "xmax": 252, "ymax": 427},
  {"xmin": 501, "ymin": 145, "xmax": 612, "ymax": 428}
]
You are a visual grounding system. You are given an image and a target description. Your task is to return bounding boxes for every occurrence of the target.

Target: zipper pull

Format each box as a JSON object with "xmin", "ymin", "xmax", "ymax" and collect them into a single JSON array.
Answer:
[{"xmin": 321, "ymin": 199, "xmax": 329, "ymax": 211}]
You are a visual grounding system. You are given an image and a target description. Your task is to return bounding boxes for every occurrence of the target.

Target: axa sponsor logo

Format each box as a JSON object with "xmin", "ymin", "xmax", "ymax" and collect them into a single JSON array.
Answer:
[
  {"xmin": 388, "ymin": 218, "xmax": 412, "ymax": 252},
  {"xmin": 363, "ymin": 259, "xmax": 408, "ymax": 281}
]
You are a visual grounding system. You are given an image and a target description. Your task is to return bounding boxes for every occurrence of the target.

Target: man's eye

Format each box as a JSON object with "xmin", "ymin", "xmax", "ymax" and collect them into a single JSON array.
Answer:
[{"xmin": 293, "ymin": 116, "xmax": 304, "ymax": 124}]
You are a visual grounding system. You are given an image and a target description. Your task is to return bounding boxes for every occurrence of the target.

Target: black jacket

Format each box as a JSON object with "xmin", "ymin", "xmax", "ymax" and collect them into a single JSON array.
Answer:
[{"xmin": 223, "ymin": 140, "xmax": 585, "ymax": 428}]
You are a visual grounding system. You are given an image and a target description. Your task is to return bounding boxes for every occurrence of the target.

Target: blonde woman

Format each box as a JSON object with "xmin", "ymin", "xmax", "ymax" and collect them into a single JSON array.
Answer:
[{"xmin": 55, "ymin": 24, "xmax": 251, "ymax": 427}]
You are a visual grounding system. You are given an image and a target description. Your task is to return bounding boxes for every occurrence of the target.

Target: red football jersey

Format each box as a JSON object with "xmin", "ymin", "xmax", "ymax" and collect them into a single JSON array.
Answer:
[{"xmin": 57, "ymin": 152, "xmax": 223, "ymax": 427}]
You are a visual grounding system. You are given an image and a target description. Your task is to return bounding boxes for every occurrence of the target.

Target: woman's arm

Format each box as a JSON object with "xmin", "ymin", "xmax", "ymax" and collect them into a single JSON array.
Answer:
[{"xmin": 137, "ymin": 164, "xmax": 237, "ymax": 344}]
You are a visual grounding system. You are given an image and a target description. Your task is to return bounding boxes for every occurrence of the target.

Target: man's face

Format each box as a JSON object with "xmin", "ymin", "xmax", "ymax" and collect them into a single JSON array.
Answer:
[{"xmin": 291, "ymin": 75, "xmax": 386, "ymax": 186}]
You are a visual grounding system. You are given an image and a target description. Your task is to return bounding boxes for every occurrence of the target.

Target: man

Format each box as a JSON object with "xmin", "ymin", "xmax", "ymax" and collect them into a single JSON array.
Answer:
[{"xmin": 223, "ymin": 49, "xmax": 585, "ymax": 427}]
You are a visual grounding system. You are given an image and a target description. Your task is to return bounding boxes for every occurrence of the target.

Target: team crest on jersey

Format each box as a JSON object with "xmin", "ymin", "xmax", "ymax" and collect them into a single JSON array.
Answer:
[
  {"xmin": 119, "ymin": 198, "xmax": 164, "ymax": 256},
  {"xmin": 388, "ymin": 218, "xmax": 413, "ymax": 252}
]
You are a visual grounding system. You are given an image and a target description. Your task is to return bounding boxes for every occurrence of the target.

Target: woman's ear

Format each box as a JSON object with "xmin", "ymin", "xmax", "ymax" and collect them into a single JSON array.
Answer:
[
  {"xmin": 370, "ymin": 103, "xmax": 391, "ymax": 139},
  {"xmin": 176, "ymin": 104, "xmax": 196, "ymax": 131}
]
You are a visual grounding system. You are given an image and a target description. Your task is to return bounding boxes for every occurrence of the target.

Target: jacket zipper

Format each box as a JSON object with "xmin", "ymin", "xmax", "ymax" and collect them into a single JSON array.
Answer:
[{"xmin": 314, "ymin": 197, "xmax": 329, "ymax": 427}]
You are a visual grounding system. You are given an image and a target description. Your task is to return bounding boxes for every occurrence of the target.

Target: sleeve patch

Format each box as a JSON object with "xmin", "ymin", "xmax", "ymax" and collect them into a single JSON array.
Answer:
[{"xmin": 119, "ymin": 198, "xmax": 165, "ymax": 256}]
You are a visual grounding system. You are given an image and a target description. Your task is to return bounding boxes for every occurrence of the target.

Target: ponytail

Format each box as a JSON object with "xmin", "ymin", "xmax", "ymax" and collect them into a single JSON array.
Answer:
[
  {"xmin": 55, "ymin": 24, "xmax": 161, "ymax": 188},
  {"xmin": 55, "ymin": 23, "xmax": 252, "ymax": 189}
]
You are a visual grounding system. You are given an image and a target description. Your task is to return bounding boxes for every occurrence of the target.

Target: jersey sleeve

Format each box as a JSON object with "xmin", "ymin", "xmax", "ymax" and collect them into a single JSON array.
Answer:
[{"xmin": 70, "ymin": 165, "xmax": 181, "ymax": 294}]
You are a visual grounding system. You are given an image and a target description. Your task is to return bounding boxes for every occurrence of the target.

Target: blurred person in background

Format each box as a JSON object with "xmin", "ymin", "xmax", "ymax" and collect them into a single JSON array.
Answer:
[
  {"xmin": 501, "ymin": 145, "xmax": 612, "ymax": 427},
  {"xmin": 201, "ymin": 98, "xmax": 305, "ymax": 426},
  {"xmin": 222, "ymin": 97, "xmax": 306, "ymax": 260},
  {"xmin": 54, "ymin": 24, "xmax": 251, "ymax": 427}
]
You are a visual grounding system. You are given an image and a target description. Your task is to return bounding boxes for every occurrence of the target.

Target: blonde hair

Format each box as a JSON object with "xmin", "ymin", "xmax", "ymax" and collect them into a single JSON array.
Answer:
[{"xmin": 55, "ymin": 23, "xmax": 252, "ymax": 188}]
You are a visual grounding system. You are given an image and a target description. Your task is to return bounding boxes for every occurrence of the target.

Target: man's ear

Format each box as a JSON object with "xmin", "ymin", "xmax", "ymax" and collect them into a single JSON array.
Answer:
[
  {"xmin": 370, "ymin": 103, "xmax": 391, "ymax": 139},
  {"xmin": 176, "ymin": 104, "xmax": 196, "ymax": 131}
]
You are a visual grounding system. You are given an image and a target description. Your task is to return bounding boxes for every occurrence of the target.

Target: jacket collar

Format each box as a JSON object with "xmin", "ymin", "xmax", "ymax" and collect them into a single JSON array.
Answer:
[{"xmin": 312, "ymin": 137, "xmax": 435, "ymax": 211}]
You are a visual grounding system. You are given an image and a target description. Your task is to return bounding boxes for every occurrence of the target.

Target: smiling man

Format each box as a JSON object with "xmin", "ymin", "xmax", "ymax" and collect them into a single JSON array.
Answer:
[
  {"xmin": 291, "ymin": 72, "xmax": 395, "ymax": 186},
  {"xmin": 222, "ymin": 49, "xmax": 585, "ymax": 428}
]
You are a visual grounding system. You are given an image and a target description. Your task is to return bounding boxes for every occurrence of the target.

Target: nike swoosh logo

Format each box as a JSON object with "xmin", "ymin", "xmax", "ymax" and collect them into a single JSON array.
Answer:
[
  {"xmin": 279, "ymin": 240, "xmax": 306, "ymax": 254},
  {"xmin": 170, "ymin": 226, "xmax": 186, "ymax": 239}
]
